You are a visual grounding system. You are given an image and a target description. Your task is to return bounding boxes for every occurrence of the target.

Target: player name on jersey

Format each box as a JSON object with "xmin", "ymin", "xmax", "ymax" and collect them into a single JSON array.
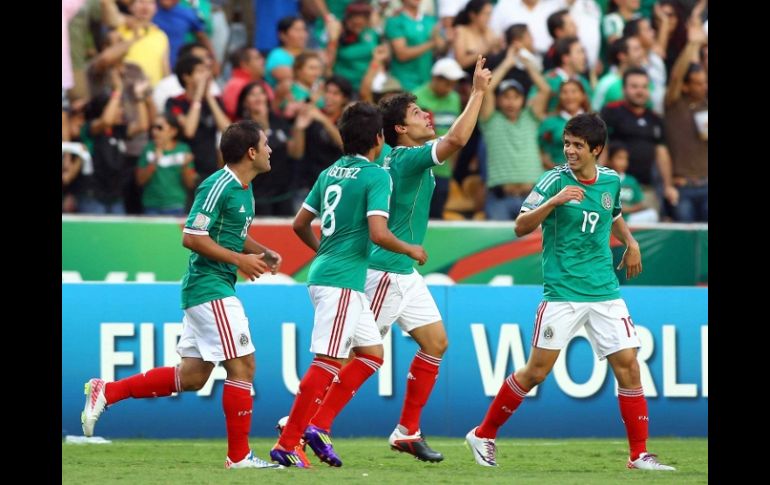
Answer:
[{"xmin": 328, "ymin": 166, "xmax": 361, "ymax": 179}]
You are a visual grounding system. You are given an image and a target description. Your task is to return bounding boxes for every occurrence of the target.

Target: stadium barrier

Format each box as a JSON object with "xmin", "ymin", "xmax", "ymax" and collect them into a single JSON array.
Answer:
[{"xmin": 62, "ymin": 284, "xmax": 707, "ymax": 438}]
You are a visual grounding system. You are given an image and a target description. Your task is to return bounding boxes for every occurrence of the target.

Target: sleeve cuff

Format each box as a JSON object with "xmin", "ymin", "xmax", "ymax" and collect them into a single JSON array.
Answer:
[
  {"xmin": 302, "ymin": 203, "xmax": 319, "ymax": 216},
  {"xmin": 612, "ymin": 213, "xmax": 623, "ymax": 221},
  {"xmin": 431, "ymin": 137, "xmax": 444, "ymax": 165},
  {"xmin": 520, "ymin": 207, "xmax": 532, "ymax": 213},
  {"xmin": 367, "ymin": 210, "xmax": 389, "ymax": 218},
  {"xmin": 183, "ymin": 227, "xmax": 209, "ymax": 235}
]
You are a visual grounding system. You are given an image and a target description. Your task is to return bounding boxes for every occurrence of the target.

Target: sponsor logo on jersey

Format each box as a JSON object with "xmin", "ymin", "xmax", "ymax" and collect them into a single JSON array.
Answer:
[
  {"xmin": 601, "ymin": 192, "xmax": 613, "ymax": 210},
  {"xmin": 191, "ymin": 213, "xmax": 210, "ymax": 230},
  {"xmin": 239, "ymin": 205, "xmax": 246, "ymax": 213}
]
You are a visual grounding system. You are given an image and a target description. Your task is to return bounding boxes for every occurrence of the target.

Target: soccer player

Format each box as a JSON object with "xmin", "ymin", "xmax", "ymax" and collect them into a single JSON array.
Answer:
[
  {"xmin": 81, "ymin": 120, "xmax": 284, "ymax": 470},
  {"xmin": 270, "ymin": 102, "xmax": 428, "ymax": 468},
  {"xmin": 301, "ymin": 55, "xmax": 492, "ymax": 464},
  {"xmin": 465, "ymin": 113, "xmax": 675, "ymax": 471}
]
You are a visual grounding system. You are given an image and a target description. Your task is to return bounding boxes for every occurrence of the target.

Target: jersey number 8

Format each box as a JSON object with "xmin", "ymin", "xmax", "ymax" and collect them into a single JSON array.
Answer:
[{"xmin": 321, "ymin": 185, "xmax": 343, "ymax": 236}]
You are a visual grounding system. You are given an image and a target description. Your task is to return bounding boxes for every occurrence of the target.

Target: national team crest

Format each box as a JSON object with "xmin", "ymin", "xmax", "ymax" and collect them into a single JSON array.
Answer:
[
  {"xmin": 239, "ymin": 333, "xmax": 249, "ymax": 346},
  {"xmin": 544, "ymin": 326, "xmax": 554, "ymax": 340},
  {"xmin": 601, "ymin": 192, "xmax": 613, "ymax": 210}
]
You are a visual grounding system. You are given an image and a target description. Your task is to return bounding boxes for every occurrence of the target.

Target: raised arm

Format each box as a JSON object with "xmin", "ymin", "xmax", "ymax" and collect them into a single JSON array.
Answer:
[
  {"xmin": 665, "ymin": 20, "xmax": 707, "ymax": 107},
  {"xmin": 522, "ymin": 52, "xmax": 551, "ymax": 120},
  {"xmin": 435, "ymin": 55, "xmax": 492, "ymax": 161},
  {"xmin": 359, "ymin": 44, "xmax": 389, "ymax": 103}
]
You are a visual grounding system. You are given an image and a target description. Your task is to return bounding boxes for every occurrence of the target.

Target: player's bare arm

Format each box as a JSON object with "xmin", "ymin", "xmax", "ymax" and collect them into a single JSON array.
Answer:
[
  {"xmin": 182, "ymin": 233, "xmax": 269, "ymax": 280},
  {"xmin": 611, "ymin": 217, "xmax": 642, "ymax": 279},
  {"xmin": 434, "ymin": 55, "xmax": 492, "ymax": 162},
  {"xmin": 243, "ymin": 236, "xmax": 283, "ymax": 275},
  {"xmin": 292, "ymin": 207, "xmax": 321, "ymax": 252},
  {"xmin": 515, "ymin": 185, "xmax": 586, "ymax": 237},
  {"xmin": 368, "ymin": 215, "xmax": 428, "ymax": 265}
]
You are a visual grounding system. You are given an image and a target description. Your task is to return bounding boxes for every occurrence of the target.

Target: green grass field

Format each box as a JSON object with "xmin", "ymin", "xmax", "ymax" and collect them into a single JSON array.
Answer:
[{"xmin": 62, "ymin": 437, "xmax": 707, "ymax": 484}]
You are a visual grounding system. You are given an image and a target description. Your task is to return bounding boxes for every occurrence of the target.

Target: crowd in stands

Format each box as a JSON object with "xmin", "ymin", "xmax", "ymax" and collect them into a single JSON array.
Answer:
[{"xmin": 62, "ymin": 0, "xmax": 707, "ymax": 222}]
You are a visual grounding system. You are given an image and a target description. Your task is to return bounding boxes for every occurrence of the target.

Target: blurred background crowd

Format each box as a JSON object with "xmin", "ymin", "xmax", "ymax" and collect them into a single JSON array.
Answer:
[{"xmin": 62, "ymin": 0, "xmax": 707, "ymax": 222}]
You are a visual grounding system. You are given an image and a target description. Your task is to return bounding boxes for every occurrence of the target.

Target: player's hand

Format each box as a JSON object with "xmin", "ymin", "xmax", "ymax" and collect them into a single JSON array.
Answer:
[
  {"xmin": 472, "ymin": 55, "xmax": 492, "ymax": 93},
  {"xmin": 236, "ymin": 253, "xmax": 269, "ymax": 280},
  {"xmin": 263, "ymin": 249, "xmax": 283, "ymax": 275},
  {"xmin": 550, "ymin": 185, "xmax": 585, "ymax": 206},
  {"xmin": 408, "ymin": 245, "xmax": 428, "ymax": 266},
  {"xmin": 617, "ymin": 243, "xmax": 642, "ymax": 279}
]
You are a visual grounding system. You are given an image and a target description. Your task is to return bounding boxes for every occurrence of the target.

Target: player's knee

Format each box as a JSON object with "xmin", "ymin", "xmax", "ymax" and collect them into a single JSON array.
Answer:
[
  {"xmin": 425, "ymin": 336, "xmax": 448, "ymax": 357},
  {"xmin": 181, "ymin": 373, "xmax": 208, "ymax": 391},
  {"xmin": 527, "ymin": 368, "xmax": 549, "ymax": 386}
]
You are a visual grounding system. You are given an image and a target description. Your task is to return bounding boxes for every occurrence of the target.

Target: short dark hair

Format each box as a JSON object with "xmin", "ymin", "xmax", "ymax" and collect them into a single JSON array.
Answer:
[
  {"xmin": 378, "ymin": 92, "xmax": 416, "ymax": 147},
  {"xmin": 684, "ymin": 63, "xmax": 705, "ymax": 84},
  {"xmin": 608, "ymin": 37, "xmax": 630, "ymax": 67},
  {"xmin": 563, "ymin": 113, "xmax": 607, "ymax": 154},
  {"xmin": 554, "ymin": 36, "xmax": 579, "ymax": 67},
  {"xmin": 220, "ymin": 120, "xmax": 263, "ymax": 165},
  {"xmin": 325, "ymin": 75, "xmax": 354, "ymax": 99},
  {"xmin": 547, "ymin": 9, "xmax": 570, "ymax": 38},
  {"xmin": 505, "ymin": 23, "xmax": 529, "ymax": 46},
  {"xmin": 622, "ymin": 17, "xmax": 645, "ymax": 38},
  {"xmin": 622, "ymin": 66, "xmax": 648, "ymax": 87},
  {"xmin": 162, "ymin": 111, "xmax": 182, "ymax": 138},
  {"xmin": 339, "ymin": 102, "xmax": 383, "ymax": 155},
  {"xmin": 177, "ymin": 41, "xmax": 207, "ymax": 61},
  {"xmin": 175, "ymin": 54, "xmax": 204, "ymax": 86},
  {"xmin": 607, "ymin": 140, "xmax": 628, "ymax": 160},
  {"xmin": 453, "ymin": 0, "xmax": 491, "ymax": 27},
  {"xmin": 230, "ymin": 46, "xmax": 257, "ymax": 68},
  {"xmin": 277, "ymin": 16, "xmax": 303, "ymax": 45}
]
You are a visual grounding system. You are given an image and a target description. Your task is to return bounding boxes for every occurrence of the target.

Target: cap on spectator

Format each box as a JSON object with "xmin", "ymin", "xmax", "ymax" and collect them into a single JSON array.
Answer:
[
  {"xmin": 372, "ymin": 72, "xmax": 403, "ymax": 94},
  {"xmin": 497, "ymin": 79, "xmax": 525, "ymax": 95},
  {"xmin": 345, "ymin": 1, "xmax": 372, "ymax": 18},
  {"xmin": 431, "ymin": 58, "xmax": 466, "ymax": 81}
]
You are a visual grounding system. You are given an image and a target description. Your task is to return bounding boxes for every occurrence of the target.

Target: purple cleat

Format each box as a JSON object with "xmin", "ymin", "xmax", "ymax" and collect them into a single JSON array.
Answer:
[
  {"xmin": 303, "ymin": 425, "xmax": 343, "ymax": 467},
  {"xmin": 269, "ymin": 443, "xmax": 311, "ymax": 468}
]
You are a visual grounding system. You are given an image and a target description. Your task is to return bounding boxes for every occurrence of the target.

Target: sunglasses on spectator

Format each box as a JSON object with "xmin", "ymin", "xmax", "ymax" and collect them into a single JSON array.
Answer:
[{"xmin": 152, "ymin": 124, "xmax": 167, "ymax": 131}]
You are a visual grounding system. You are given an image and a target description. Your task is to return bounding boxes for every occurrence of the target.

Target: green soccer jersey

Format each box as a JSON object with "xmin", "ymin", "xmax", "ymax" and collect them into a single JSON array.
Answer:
[
  {"xmin": 138, "ymin": 141, "xmax": 193, "ymax": 210},
  {"xmin": 521, "ymin": 164, "xmax": 623, "ymax": 302},
  {"xmin": 619, "ymin": 172, "xmax": 644, "ymax": 221},
  {"xmin": 369, "ymin": 140, "xmax": 442, "ymax": 274},
  {"xmin": 304, "ymin": 155, "xmax": 392, "ymax": 292},
  {"xmin": 181, "ymin": 166, "xmax": 255, "ymax": 309}
]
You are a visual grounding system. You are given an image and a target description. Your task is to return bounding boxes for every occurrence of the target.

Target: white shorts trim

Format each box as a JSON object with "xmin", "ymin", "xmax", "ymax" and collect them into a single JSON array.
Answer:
[
  {"xmin": 308, "ymin": 285, "xmax": 381, "ymax": 358},
  {"xmin": 365, "ymin": 268, "xmax": 442, "ymax": 336},
  {"xmin": 532, "ymin": 299, "xmax": 641, "ymax": 360},
  {"xmin": 177, "ymin": 296, "xmax": 255, "ymax": 363}
]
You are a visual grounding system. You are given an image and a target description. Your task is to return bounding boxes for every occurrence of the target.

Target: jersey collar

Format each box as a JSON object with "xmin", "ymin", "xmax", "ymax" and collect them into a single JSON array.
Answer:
[
  {"xmin": 567, "ymin": 166, "xmax": 600, "ymax": 185},
  {"xmin": 224, "ymin": 165, "xmax": 247, "ymax": 189}
]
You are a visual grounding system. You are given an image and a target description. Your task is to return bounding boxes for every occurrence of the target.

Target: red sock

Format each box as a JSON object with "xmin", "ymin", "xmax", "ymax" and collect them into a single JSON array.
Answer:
[
  {"xmin": 311, "ymin": 354, "xmax": 383, "ymax": 431},
  {"xmin": 476, "ymin": 374, "xmax": 529, "ymax": 439},
  {"xmin": 278, "ymin": 357, "xmax": 342, "ymax": 449},
  {"xmin": 398, "ymin": 350, "xmax": 441, "ymax": 435},
  {"xmin": 104, "ymin": 367, "xmax": 179, "ymax": 405},
  {"xmin": 618, "ymin": 387, "xmax": 648, "ymax": 460},
  {"xmin": 223, "ymin": 380, "xmax": 253, "ymax": 462}
]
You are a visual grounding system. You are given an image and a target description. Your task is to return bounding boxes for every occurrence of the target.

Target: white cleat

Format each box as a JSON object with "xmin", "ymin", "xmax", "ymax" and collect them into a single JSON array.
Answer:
[
  {"xmin": 465, "ymin": 427, "xmax": 498, "ymax": 467},
  {"xmin": 627, "ymin": 452, "xmax": 676, "ymax": 471},
  {"xmin": 81, "ymin": 378, "xmax": 107, "ymax": 437},
  {"xmin": 226, "ymin": 450, "xmax": 284, "ymax": 469}
]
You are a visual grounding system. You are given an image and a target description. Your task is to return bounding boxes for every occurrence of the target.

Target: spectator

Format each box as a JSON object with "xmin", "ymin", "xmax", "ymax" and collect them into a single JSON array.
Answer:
[
  {"xmin": 222, "ymin": 47, "xmax": 272, "ymax": 118},
  {"xmin": 601, "ymin": 0, "xmax": 640, "ymax": 46},
  {"xmin": 154, "ymin": 0, "xmax": 217, "ymax": 72},
  {"xmin": 325, "ymin": 1, "xmax": 380, "ymax": 92},
  {"xmin": 235, "ymin": 81, "xmax": 310, "ymax": 215},
  {"xmin": 604, "ymin": 141, "xmax": 658, "ymax": 222},
  {"xmin": 385, "ymin": 0, "xmax": 445, "ymax": 91},
  {"xmin": 531, "ymin": 36, "xmax": 592, "ymax": 113},
  {"xmin": 601, "ymin": 67, "xmax": 678, "ymax": 210},
  {"xmin": 253, "ymin": 0, "xmax": 300, "ymax": 53},
  {"xmin": 565, "ymin": 0, "xmax": 602, "ymax": 73},
  {"xmin": 486, "ymin": 24, "xmax": 539, "ymax": 96},
  {"xmin": 542, "ymin": 9, "xmax": 578, "ymax": 71},
  {"xmin": 153, "ymin": 42, "xmax": 222, "ymax": 113},
  {"xmin": 166, "ymin": 54, "xmax": 231, "ymax": 180},
  {"xmin": 359, "ymin": 43, "xmax": 402, "ymax": 104},
  {"xmin": 414, "ymin": 57, "xmax": 466, "ymax": 218},
  {"xmin": 538, "ymin": 79, "xmax": 589, "ymax": 168},
  {"xmin": 136, "ymin": 113, "xmax": 197, "ymax": 216},
  {"xmin": 592, "ymin": 35, "xmax": 646, "ymax": 112},
  {"xmin": 289, "ymin": 51, "xmax": 325, "ymax": 108},
  {"xmin": 265, "ymin": 16, "xmax": 309, "ymax": 88},
  {"xmin": 480, "ymin": 45, "xmax": 551, "ymax": 220},
  {"xmin": 452, "ymin": 0, "xmax": 504, "ymax": 73},
  {"xmin": 115, "ymin": 0, "xmax": 171, "ymax": 86},
  {"xmin": 623, "ymin": 17, "xmax": 666, "ymax": 114},
  {"xmin": 663, "ymin": 20, "xmax": 707, "ymax": 222},
  {"xmin": 63, "ymin": 0, "xmax": 87, "ymax": 100},
  {"xmin": 490, "ymin": 0, "xmax": 565, "ymax": 56},
  {"xmin": 652, "ymin": 0, "xmax": 687, "ymax": 75}
]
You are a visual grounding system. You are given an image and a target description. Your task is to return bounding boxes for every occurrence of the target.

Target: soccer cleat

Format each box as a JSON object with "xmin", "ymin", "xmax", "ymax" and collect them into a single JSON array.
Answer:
[
  {"xmin": 225, "ymin": 450, "xmax": 284, "ymax": 469},
  {"xmin": 627, "ymin": 452, "xmax": 676, "ymax": 471},
  {"xmin": 270, "ymin": 443, "xmax": 312, "ymax": 468},
  {"xmin": 465, "ymin": 427, "xmax": 498, "ymax": 467},
  {"xmin": 304, "ymin": 425, "xmax": 343, "ymax": 467},
  {"xmin": 81, "ymin": 378, "xmax": 107, "ymax": 437},
  {"xmin": 388, "ymin": 425, "xmax": 444, "ymax": 462}
]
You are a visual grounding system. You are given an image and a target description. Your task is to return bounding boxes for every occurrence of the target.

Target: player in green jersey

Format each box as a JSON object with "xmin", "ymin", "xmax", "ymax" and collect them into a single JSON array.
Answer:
[
  {"xmin": 304, "ymin": 55, "xmax": 492, "ymax": 463},
  {"xmin": 81, "ymin": 120, "xmax": 284, "ymax": 470},
  {"xmin": 465, "ymin": 113, "xmax": 675, "ymax": 471},
  {"xmin": 270, "ymin": 102, "xmax": 428, "ymax": 468}
]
